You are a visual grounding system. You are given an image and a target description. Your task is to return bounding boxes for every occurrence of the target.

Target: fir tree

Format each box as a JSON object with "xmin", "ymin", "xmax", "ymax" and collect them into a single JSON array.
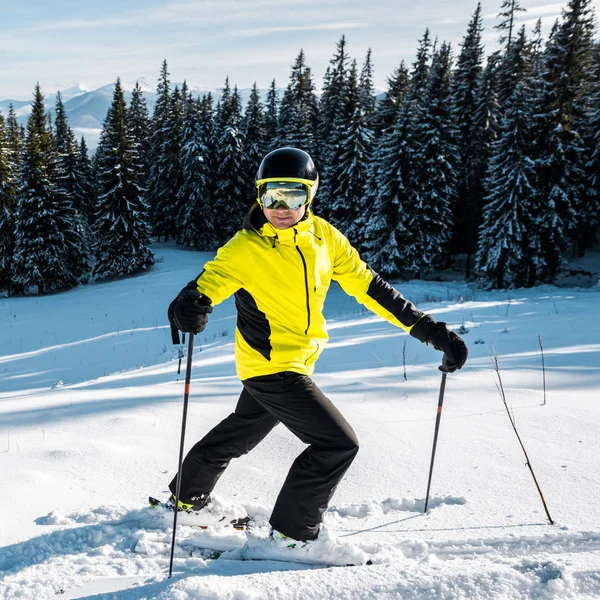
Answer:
[
  {"xmin": 319, "ymin": 36, "xmax": 349, "ymax": 172},
  {"xmin": 449, "ymin": 3, "xmax": 485, "ymax": 272},
  {"xmin": 408, "ymin": 29, "xmax": 432, "ymax": 99},
  {"xmin": 152, "ymin": 85, "xmax": 184, "ymax": 240},
  {"xmin": 277, "ymin": 50, "xmax": 320, "ymax": 158},
  {"xmin": 320, "ymin": 36, "xmax": 349, "ymax": 138},
  {"xmin": 495, "ymin": 1, "xmax": 528, "ymax": 110},
  {"xmin": 529, "ymin": 19, "xmax": 545, "ymax": 76},
  {"xmin": 177, "ymin": 97, "xmax": 214, "ymax": 249},
  {"xmin": 329, "ymin": 60, "xmax": 374, "ymax": 235},
  {"xmin": 128, "ymin": 82, "xmax": 151, "ymax": 188},
  {"xmin": 469, "ymin": 52, "xmax": 502, "ymax": 245},
  {"xmin": 147, "ymin": 60, "xmax": 172, "ymax": 238},
  {"xmin": 495, "ymin": 0, "xmax": 526, "ymax": 52},
  {"xmin": 362, "ymin": 100, "xmax": 419, "ymax": 278},
  {"xmin": 242, "ymin": 82, "xmax": 267, "ymax": 199},
  {"xmin": 76, "ymin": 137, "xmax": 97, "ymax": 226},
  {"xmin": 53, "ymin": 93, "xmax": 91, "ymax": 283},
  {"xmin": 476, "ymin": 28, "xmax": 539, "ymax": 288},
  {"xmin": 12, "ymin": 85, "xmax": 76, "ymax": 294},
  {"xmin": 531, "ymin": 0, "xmax": 595, "ymax": 273},
  {"xmin": 6, "ymin": 104, "xmax": 25, "ymax": 164},
  {"xmin": 582, "ymin": 44, "xmax": 600, "ymax": 249},
  {"xmin": 407, "ymin": 43, "xmax": 457, "ymax": 276},
  {"xmin": 93, "ymin": 79, "xmax": 154, "ymax": 279},
  {"xmin": 198, "ymin": 93, "xmax": 218, "ymax": 224},
  {"xmin": 373, "ymin": 62, "xmax": 409, "ymax": 135},
  {"xmin": 358, "ymin": 48, "xmax": 376, "ymax": 128},
  {"xmin": 264, "ymin": 79, "xmax": 279, "ymax": 150},
  {"xmin": 213, "ymin": 82, "xmax": 247, "ymax": 244},
  {"xmin": 215, "ymin": 77, "xmax": 233, "ymax": 130},
  {"xmin": 0, "ymin": 113, "xmax": 17, "ymax": 292}
]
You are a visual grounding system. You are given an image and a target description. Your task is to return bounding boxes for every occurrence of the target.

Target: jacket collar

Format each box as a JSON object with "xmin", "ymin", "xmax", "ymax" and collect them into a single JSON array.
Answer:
[{"xmin": 243, "ymin": 203, "xmax": 314, "ymax": 247}]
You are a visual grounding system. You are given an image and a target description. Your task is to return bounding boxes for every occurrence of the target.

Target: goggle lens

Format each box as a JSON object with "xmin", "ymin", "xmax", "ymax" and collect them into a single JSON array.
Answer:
[{"xmin": 259, "ymin": 181, "xmax": 309, "ymax": 210}]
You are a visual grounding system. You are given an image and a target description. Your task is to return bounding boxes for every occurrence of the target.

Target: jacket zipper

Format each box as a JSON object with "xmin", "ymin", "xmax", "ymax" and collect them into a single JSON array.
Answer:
[{"xmin": 294, "ymin": 229, "xmax": 311, "ymax": 335}]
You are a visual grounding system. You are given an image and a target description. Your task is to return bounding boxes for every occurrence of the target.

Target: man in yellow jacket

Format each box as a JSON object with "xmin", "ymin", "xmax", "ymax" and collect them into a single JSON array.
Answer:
[{"xmin": 168, "ymin": 147, "xmax": 468, "ymax": 542}]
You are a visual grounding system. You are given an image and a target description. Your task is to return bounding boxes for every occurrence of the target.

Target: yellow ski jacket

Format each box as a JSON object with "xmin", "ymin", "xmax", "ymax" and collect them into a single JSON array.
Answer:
[{"xmin": 189, "ymin": 204, "xmax": 427, "ymax": 381}]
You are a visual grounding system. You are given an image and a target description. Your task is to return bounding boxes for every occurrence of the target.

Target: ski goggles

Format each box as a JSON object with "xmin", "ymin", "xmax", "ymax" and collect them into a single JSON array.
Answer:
[{"xmin": 257, "ymin": 177, "xmax": 319, "ymax": 210}]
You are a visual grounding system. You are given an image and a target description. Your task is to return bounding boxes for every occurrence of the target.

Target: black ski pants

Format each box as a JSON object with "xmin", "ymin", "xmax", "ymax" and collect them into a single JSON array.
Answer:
[{"xmin": 168, "ymin": 371, "xmax": 359, "ymax": 541}]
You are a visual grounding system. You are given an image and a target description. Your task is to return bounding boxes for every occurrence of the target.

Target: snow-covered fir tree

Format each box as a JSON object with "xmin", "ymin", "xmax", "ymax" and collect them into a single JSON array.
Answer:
[
  {"xmin": 213, "ymin": 82, "xmax": 247, "ymax": 244},
  {"xmin": 476, "ymin": 28, "xmax": 540, "ymax": 288},
  {"xmin": 6, "ymin": 104, "xmax": 25, "ymax": 165},
  {"xmin": 242, "ymin": 82, "xmax": 267, "ymax": 200},
  {"xmin": 52, "ymin": 93, "xmax": 91, "ymax": 283},
  {"xmin": 328, "ymin": 60, "xmax": 374, "ymax": 234},
  {"xmin": 264, "ymin": 79, "xmax": 279, "ymax": 152},
  {"xmin": 468, "ymin": 52, "xmax": 502, "ymax": 256},
  {"xmin": 372, "ymin": 62, "xmax": 410, "ymax": 135},
  {"xmin": 0, "ymin": 112, "xmax": 17, "ymax": 293},
  {"xmin": 363, "ymin": 32, "xmax": 434, "ymax": 277},
  {"xmin": 151, "ymin": 85, "xmax": 184, "ymax": 241},
  {"xmin": 408, "ymin": 29, "xmax": 432, "ymax": 99},
  {"xmin": 277, "ymin": 50, "xmax": 320, "ymax": 158},
  {"xmin": 93, "ymin": 79, "xmax": 154, "ymax": 279},
  {"xmin": 528, "ymin": 19, "xmax": 545, "ymax": 77},
  {"xmin": 198, "ymin": 93, "xmax": 218, "ymax": 226},
  {"xmin": 406, "ymin": 42, "xmax": 457, "ymax": 276},
  {"xmin": 495, "ymin": 0, "xmax": 526, "ymax": 53},
  {"xmin": 530, "ymin": 0, "xmax": 595, "ymax": 277},
  {"xmin": 128, "ymin": 82, "xmax": 151, "ymax": 190},
  {"xmin": 319, "ymin": 36, "xmax": 350, "ymax": 210},
  {"xmin": 12, "ymin": 85, "xmax": 77, "ymax": 294},
  {"xmin": 147, "ymin": 60, "xmax": 173, "ymax": 239},
  {"xmin": 362, "ymin": 99, "xmax": 420, "ymax": 278},
  {"xmin": 177, "ymin": 96, "xmax": 215, "ymax": 249},
  {"xmin": 76, "ymin": 137, "xmax": 97, "ymax": 228},
  {"xmin": 495, "ymin": 0, "xmax": 528, "ymax": 110},
  {"xmin": 320, "ymin": 36, "xmax": 349, "ymax": 142},
  {"xmin": 448, "ymin": 3, "xmax": 485, "ymax": 272},
  {"xmin": 582, "ymin": 44, "xmax": 600, "ymax": 249},
  {"xmin": 358, "ymin": 49, "xmax": 377, "ymax": 127}
]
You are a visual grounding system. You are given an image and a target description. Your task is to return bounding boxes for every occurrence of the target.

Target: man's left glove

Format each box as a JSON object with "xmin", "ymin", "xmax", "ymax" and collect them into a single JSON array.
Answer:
[
  {"xmin": 168, "ymin": 288, "xmax": 213, "ymax": 334},
  {"xmin": 410, "ymin": 315, "xmax": 468, "ymax": 373}
]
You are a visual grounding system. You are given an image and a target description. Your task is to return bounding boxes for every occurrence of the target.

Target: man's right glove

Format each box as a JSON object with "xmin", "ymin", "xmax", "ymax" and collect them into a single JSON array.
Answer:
[
  {"xmin": 410, "ymin": 315, "xmax": 468, "ymax": 373},
  {"xmin": 168, "ymin": 288, "xmax": 213, "ymax": 334}
]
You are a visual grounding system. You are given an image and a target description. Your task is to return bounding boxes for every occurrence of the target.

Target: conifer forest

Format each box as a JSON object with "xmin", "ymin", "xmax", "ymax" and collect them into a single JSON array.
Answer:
[{"xmin": 0, "ymin": 0, "xmax": 598, "ymax": 294}]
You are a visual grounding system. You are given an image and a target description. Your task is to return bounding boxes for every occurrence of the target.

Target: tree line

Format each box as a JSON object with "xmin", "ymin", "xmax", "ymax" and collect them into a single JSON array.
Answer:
[{"xmin": 0, "ymin": 0, "xmax": 598, "ymax": 295}]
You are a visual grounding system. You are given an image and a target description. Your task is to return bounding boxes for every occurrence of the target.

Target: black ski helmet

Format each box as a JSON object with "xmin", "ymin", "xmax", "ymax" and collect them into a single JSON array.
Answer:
[{"xmin": 256, "ymin": 147, "xmax": 319, "ymax": 204}]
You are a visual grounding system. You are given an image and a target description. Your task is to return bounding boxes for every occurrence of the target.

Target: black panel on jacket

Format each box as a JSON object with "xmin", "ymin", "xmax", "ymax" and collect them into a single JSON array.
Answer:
[
  {"xmin": 235, "ymin": 288, "xmax": 272, "ymax": 360},
  {"xmin": 366, "ymin": 267, "xmax": 423, "ymax": 327}
]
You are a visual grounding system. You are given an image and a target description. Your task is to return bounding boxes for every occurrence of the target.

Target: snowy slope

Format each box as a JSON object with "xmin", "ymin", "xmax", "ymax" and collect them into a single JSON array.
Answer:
[{"xmin": 0, "ymin": 243, "xmax": 599, "ymax": 599}]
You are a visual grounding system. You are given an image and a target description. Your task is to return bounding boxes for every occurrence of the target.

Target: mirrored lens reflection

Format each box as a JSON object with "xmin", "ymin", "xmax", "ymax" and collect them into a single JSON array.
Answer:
[{"xmin": 261, "ymin": 182, "xmax": 308, "ymax": 209}]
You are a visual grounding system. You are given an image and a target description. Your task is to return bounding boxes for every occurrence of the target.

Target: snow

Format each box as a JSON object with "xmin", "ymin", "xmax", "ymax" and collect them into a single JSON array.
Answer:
[{"xmin": 1, "ymin": 242, "xmax": 599, "ymax": 599}]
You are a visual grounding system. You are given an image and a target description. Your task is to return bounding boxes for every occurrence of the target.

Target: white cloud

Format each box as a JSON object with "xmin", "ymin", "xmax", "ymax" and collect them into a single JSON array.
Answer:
[{"xmin": 236, "ymin": 22, "xmax": 364, "ymax": 37}]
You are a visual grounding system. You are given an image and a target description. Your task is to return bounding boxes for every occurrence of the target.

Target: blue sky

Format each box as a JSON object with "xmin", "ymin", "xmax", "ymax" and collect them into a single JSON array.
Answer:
[{"xmin": 0, "ymin": 0, "xmax": 597, "ymax": 99}]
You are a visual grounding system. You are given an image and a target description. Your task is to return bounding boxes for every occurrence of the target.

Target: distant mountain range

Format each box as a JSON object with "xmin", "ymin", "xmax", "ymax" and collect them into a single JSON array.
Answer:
[{"xmin": 0, "ymin": 79, "xmax": 267, "ymax": 151}]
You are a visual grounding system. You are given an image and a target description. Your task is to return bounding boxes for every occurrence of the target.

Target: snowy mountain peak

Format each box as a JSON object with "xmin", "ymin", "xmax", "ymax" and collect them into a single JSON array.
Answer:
[{"xmin": 122, "ymin": 77, "xmax": 157, "ymax": 93}]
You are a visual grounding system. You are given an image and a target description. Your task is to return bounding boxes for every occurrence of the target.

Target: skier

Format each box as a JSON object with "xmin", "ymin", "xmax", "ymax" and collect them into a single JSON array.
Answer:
[{"xmin": 167, "ymin": 147, "xmax": 468, "ymax": 543}]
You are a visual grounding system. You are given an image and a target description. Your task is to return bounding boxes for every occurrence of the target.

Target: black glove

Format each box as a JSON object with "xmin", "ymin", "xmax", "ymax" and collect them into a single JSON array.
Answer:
[
  {"xmin": 410, "ymin": 316, "xmax": 468, "ymax": 373},
  {"xmin": 168, "ymin": 288, "xmax": 213, "ymax": 334}
]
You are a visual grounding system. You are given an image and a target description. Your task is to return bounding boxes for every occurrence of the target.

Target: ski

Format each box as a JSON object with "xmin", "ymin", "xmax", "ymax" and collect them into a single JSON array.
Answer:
[
  {"xmin": 178, "ymin": 545, "xmax": 373, "ymax": 567},
  {"xmin": 148, "ymin": 496, "xmax": 251, "ymax": 530}
]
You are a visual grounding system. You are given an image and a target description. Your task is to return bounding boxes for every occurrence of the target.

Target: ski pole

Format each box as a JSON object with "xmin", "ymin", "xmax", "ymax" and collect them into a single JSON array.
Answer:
[
  {"xmin": 424, "ymin": 371, "xmax": 447, "ymax": 513},
  {"xmin": 168, "ymin": 332, "xmax": 195, "ymax": 579}
]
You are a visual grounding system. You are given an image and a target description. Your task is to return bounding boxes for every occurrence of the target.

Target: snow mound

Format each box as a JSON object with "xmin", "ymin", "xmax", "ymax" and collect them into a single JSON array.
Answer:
[{"xmin": 327, "ymin": 495, "xmax": 467, "ymax": 520}]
